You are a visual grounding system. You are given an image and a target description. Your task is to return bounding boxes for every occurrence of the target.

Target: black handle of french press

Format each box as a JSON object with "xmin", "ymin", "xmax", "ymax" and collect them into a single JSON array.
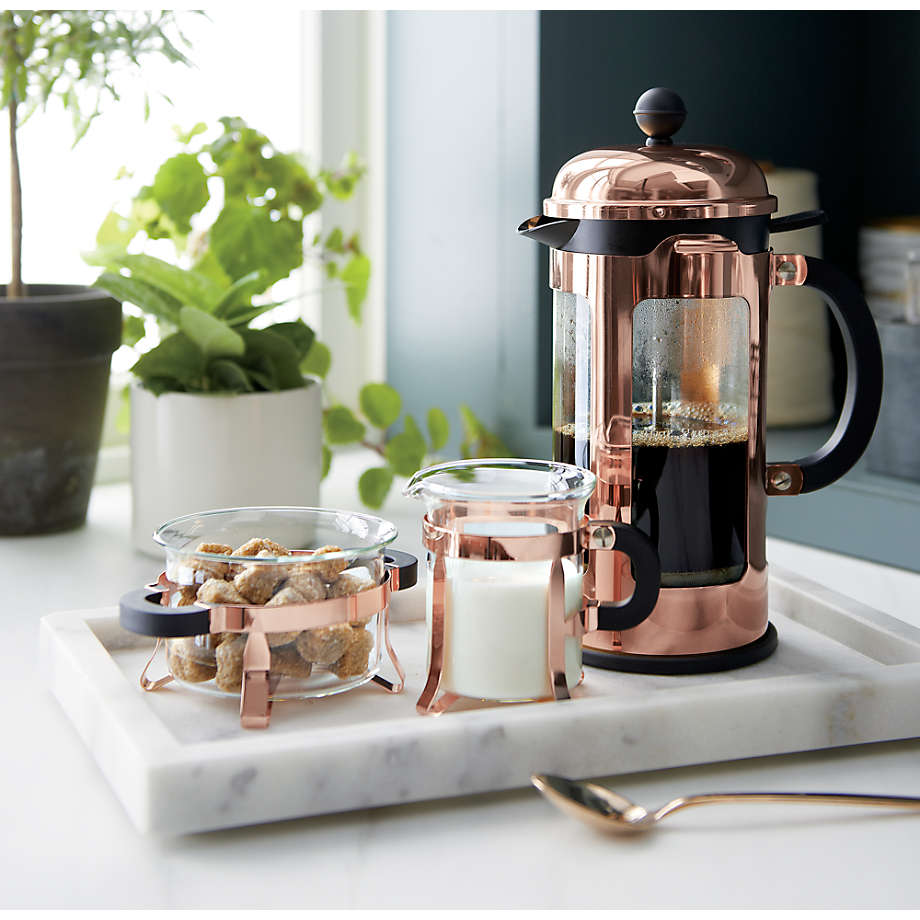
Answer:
[
  {"xmin": 778, "ymin": 256, "xmax": 883, "ymax": 493},
  {"xmin": 384, "ymin": 549, "xmax": 418, "ymax": 590},
  {"xmin": 119, "ymin": 587, "xmax": 211, "ymax": 638},
  {"xmin": 594, "ymin": 524, "xmax": 661, "ymax": 632}
]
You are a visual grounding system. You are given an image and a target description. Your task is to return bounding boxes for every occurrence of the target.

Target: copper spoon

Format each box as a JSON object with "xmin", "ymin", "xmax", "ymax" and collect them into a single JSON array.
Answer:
[{"xmin": 531, "ymin": 773, "xmax": 920, "ymax": 835}]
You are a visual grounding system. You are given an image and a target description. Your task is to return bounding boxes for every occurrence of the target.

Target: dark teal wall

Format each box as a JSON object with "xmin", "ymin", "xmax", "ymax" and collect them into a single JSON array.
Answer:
[{"xmin": 536, "ymin": 10, "xmax": 920, "ymax": 426}]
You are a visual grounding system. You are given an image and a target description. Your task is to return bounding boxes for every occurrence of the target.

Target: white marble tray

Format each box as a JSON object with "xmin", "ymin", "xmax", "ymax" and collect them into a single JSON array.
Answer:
[{"xmin": 40, "ymin": 565, "xmax": 920, "ymax": 835}]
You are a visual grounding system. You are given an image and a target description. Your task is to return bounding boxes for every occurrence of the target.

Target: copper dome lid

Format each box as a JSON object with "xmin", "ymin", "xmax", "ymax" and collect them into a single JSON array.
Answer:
[{"xmin": 544, "ymin": 88, "xmax": 777, "ymax": 221}]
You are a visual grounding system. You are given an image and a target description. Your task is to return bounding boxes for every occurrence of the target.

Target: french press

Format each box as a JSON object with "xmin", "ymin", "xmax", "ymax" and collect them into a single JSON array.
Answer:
[{"xmin": 520, "ymin": 88, "xmax": 883, "ymax": 674}]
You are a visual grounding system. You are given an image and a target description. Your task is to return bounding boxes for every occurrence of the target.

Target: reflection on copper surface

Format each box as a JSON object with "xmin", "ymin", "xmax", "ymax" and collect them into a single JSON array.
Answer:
[{"xmin": 552, "ymin": 236, "xmax": 773, "ymax": 659}]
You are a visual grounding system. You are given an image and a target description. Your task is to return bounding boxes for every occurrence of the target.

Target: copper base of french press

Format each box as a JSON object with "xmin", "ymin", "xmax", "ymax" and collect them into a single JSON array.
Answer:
[{"xmin": 583, "ymin": 622, "xmax": 777, "ymax": 675}]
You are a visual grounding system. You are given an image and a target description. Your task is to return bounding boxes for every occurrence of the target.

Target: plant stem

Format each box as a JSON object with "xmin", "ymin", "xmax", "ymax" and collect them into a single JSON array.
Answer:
[
  {"xmin": 361, "ymin": 439, "xmax": 386, "ymax": 459},
  {"xmin": 8, "ymin": 94, "xmax": 22, "ymax": 298}
]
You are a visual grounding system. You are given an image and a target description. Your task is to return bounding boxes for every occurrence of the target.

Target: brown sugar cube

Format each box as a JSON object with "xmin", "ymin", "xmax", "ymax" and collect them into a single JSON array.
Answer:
[
  {"xmin": 196, "ymin": 578, "xmax": 248, "ymax": 606},
  {"xmin": 233, "ymin": 561, "xmax": 286, "ymax": 606},
  {"xmin": 295, "ymin": 623, "xmax": 352, "ymax": 666},
  {"xmin": 190, "ymin": 541, "xmax": 234, "ymax": 580},
  {"xmin": 284, "ymin": 571, "xmax": 327, "ymax": 602},
  {"xmin": 330, "ymin": 628, "xmax": 374, "ymax": 680},
  {"xmin": 215, "ymin": 635, "xmax": 246, "ymax": 693},
  {"xmin": 232, "ymin": 537, "xmax": 290, "ymax": 558},
  {"xmin": 292, "ymin": 545, "xmax": 348, "ymax": 582},
  {"xmin": 167, "ymin": 637, "xmax": 217, "ymax": 683},
  {"xmin": 327, "ymin": 569, "xmax": 374, "ymax": 598},
  {"xmin": 271, "ymin": 644, "xmax": 313, "ymax": 679}
]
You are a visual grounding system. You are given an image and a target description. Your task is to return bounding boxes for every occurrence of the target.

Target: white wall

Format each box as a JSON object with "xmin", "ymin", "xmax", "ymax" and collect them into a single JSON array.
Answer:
[{"xmin": 385, "ymin": 11, "xmax": 546, "ymax": 458}]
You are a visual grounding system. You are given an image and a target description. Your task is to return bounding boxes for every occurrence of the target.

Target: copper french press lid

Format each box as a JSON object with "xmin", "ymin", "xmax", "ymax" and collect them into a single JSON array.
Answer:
[{"xmin": 543, "ymin": 88, "xmax": 778, "ymax": 222}]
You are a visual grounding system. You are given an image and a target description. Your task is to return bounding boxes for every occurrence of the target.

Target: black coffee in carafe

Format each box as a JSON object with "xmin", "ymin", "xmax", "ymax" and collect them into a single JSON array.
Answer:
[{"xmin": 631, "ymin": 403, "xmax": 747, "ymax": 588}]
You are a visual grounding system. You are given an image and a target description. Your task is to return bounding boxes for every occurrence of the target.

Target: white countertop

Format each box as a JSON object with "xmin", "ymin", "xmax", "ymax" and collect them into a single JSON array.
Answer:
[{"xmin": 4, "ymin": 471, "xmax": 920, "ymax": 908}]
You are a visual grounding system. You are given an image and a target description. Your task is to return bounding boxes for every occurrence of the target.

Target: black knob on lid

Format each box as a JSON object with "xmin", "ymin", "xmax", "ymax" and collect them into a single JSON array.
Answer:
[{"xmin": 633, "ymin": 88, "xmax": 686, "ymax": 147}]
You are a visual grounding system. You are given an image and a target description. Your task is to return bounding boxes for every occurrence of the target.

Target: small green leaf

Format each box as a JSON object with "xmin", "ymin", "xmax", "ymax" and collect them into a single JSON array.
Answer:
[
  {"xmin": 131, "ymin": 332, "xmax": 205, "ymax": 388},
  {"xmin": 459, "ymin": 404, "xmax": 511, "ymax": 459},
  {"xmin": 385, "ymin": 415, "xmax": 427, "ymax": 477},
  {"xmin": 324, "ymin": 406, "xmax": 365, "ymax": 445},
  {"xmin": 121, "ymin": 313, "xmax": 146, "ymax": 347},
  {"xmin": 427, "ymin": 407, "xmax": 449, "ymax": 451},
  {"xmin": 265, "ymin": 320, "xmax": 315, "ymax": 359},
  {"xmin": 96, "ymin": 209, "xmax": 136, "ymax": 249},
  {"xmin": 321, "ymin": 444, "xmax": 332, "ymax": 480},
  {"xmin": 324, "ymin": 227, "xmax": 345, "ymax": 254},
  {"xmin": 340, "ymin": 252, "xmax": 370, "ymax": 322},
  {"xmin": 94, "ymin": 271, "xmax": 181, "ymax": 324},
  {"xmin": 223, "ymin": 301, "xmax": 284, "ymax": 328},
  {"xmin": 179, "ymin": 305, "xmax": 245, "ymax": 358},
  {"xmin": 301, "ymin": 340, "xmax": 331, "ymax": 379},
  {"xmin": 208, "ymin": 358, "xmax": 253, "ymax": 393},
  {"xmin": 150, "ymin": 153, "xmax": 209, "ymax": 234},
  {"xmin": 174, "ymin": 121, "xmax": 208, "ymax": 145},
  {"xmin": 358, "ymin": 466, "xmax": 394, "ymax": 509},
  {"xmin": 359, "ymin": 383, "xmax": 401, "ymax": 430}
]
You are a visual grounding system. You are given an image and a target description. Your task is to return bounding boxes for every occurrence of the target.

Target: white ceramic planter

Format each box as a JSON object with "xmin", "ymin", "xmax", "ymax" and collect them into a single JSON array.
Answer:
[{"xmin": 131, "ymin": 383, "xmax": 323, "ymax": 555}]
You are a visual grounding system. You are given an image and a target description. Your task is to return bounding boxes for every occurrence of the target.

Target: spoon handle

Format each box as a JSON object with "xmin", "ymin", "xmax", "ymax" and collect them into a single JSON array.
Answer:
[{"xmin": 655, "ymin": 792, "xmax": 920, "ymax": 821}]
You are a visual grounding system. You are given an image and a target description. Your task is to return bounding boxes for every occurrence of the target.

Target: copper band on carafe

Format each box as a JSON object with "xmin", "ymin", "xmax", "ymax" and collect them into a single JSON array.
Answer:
[{"xmin": 551, "ymin": 235, "xmax": 771, "ymax": 656}]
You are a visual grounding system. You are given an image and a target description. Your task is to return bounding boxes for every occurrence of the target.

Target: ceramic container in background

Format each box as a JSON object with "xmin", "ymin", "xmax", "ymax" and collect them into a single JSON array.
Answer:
[{"xmin": 130, "ymin": 383, "xmax": 322, "ymax": 554}]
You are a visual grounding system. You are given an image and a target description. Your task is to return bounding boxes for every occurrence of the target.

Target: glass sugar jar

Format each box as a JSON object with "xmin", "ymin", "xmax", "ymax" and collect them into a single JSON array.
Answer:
[
  {"xmin": 119, "ymin": 506, "xmax": 417, "ymax": 729},
  {"xmin": 405, "ymin": 459, "xmax": 597, "ymax": 712}
]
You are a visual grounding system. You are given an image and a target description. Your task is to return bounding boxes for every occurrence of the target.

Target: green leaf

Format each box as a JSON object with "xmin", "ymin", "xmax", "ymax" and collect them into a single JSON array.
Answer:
[
  {"xmin": 239, "ymin": 328, "xmax": 305, "ymax": 390},
  {"xmin": 174, "ymin": 121, "xmax": 207, "ymax": 145},
  {"xmin": 324, "ymin": 406, "xmax": 365, "ymax": 445},
  {"xmin": 324, "ymin": 227, "xmax": 345, "ymax": 254},
  {"xmin": 208, "ymin": 358, "xmax": 253, "ymax": 393},
  {"xmin": 149, "ymin": 153, "xmax": 208, "ymax": 234},
  {"xmin": 211, "ymin": 200, "xmax": 303, "ymax": 287},
  {"xmin": 87, "ymin": 252, "xmax": 222, "ymax": 311},
  {"xmin": 385, "ymin": 415, "xmax": 427, "ymax": 477},
  {"xmin": 93, "ymin": 271, "xmax": 181, "ymax": 324},
  {"xmin": 179, "ymin": 305, "xmax": 245, "ymax": 358},
  {"xmin": 427, "ymin": 407, "xmax": 449, "ymax": 451},
  {"xmin": 459, "ymin": 404, "xmax": 511, "ymax": 459},
  {"xmin": 131, "ymin": 332, "xmax": 205, "ymax": 388},
  {"xmin": 321, "ymin": 444, "xmax": 332, "ymax": 480},
  {"xmin": 264, "ymin": 320, "xmax": 315, "ymax": 359},
  {"xmin": 223, "ymin": 301, "xmax": 284, "ymax": 328},
  {"xmin": 301, "ymin": 340, "xmax": 331, "ymax": 379},
  {"xmin": 96, "ymin": 209, "xmax": 136, "ymax": 249},
  {"xmin": 212, "ymin": 270, "xmax": 266, "ymax": 317},
  {"xmin": 360, "ymin": 383, "xmax": 401, "ymax": 430},
  {"xmin": 191, "ymin": 249, "xmax": 231, "ymax": 287},
  {"xmin": 121, "ymin": 313, "xmax": 146, "ymax": 347},
  {"xmin": 358, "ymin": 466, "xmax": 394, "ymax": 509},
  {"xmin": 340, "ymin": 252, "xmax": 370, "ymax": 322}
]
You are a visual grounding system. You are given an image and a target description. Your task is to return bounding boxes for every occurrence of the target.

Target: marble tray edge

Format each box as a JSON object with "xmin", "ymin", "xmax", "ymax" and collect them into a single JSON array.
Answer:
[{"xmin": 40, "ymin": 568, "xmax": 920, "ymax": 835}]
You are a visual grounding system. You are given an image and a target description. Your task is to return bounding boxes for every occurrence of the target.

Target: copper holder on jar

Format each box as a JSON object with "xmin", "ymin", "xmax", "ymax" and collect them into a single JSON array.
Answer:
[
  {"xmin": 416, "ymin": 514, "xmax": 659, "ymax": 716},
  {"xmin": 129, "ymin": 553, "xmax": 409, "ymax": 730}
]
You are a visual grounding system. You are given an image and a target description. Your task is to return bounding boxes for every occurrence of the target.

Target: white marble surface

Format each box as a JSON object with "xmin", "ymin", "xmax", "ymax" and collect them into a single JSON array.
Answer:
[
  {"xmin": 4, "ymin": 471, "xmax": 920, "ymax": 906},
  {"xmin": 39, "ymin": 568, "xmax": 920, "ymax": 836}
]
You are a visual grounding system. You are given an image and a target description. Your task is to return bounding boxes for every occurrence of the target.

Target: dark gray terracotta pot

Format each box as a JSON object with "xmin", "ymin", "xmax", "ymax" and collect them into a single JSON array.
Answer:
[{"xmin": 0, "ymin": 284, "xmax": 121, "ymax": 534}]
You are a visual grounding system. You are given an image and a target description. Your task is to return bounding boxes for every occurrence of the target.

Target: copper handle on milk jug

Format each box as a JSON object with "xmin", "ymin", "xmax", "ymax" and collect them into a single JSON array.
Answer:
[{"xmin": 766, "ymin": 253, "xmax": 883, "ymax": 496}]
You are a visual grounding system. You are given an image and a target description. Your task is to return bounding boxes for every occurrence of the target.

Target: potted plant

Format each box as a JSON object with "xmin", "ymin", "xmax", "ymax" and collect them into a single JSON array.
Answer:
[
  {"xmin": 0, "ymin": 11, "xmax": 194, "ymax": 533},
  {"xmin": 88, "ymin": 117, "xmax": 373, "ymax": 551}
]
